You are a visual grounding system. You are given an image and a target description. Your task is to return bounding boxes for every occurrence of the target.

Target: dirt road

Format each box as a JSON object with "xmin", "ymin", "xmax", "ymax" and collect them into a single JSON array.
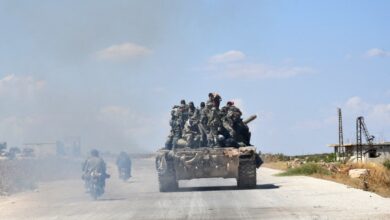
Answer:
[{"xmin": 0, "ymin": 158, "xmax": 389, "ymax": 220}]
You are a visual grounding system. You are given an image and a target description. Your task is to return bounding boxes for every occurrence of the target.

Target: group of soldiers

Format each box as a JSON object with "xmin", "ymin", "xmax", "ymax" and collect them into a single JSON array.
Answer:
[{"xmin": 165, "ymin": 93, "xmax": 253, "ymax": 149}]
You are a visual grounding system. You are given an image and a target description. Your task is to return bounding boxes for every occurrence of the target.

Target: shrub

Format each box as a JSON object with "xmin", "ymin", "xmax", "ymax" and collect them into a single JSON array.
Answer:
[
  {"xmin": 275, "ymin": 153, "xmax": 289, "ymax": 161},
  {"xmin": 277, "ymin": 163, "xmax": 331, "ymax": 176},
  {"xmin": 383, "ymin": 160, "xmax": 390, "ymax": 170},
  {"xmin": 324, "ymin": 153, "xmax": 337, "ymax": 163}
]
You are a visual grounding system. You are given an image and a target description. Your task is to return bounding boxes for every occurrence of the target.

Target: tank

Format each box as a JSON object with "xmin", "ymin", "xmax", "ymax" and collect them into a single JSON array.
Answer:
[{"xmin": 155, "ymin": 115, "xmax": 262, "ymax": 192}]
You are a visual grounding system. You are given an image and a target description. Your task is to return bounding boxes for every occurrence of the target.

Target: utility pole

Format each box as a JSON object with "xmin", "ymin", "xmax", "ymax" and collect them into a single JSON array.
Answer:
[{"xmin": 338, "ymin": 108, "xmax": 345, "ymax": 161}]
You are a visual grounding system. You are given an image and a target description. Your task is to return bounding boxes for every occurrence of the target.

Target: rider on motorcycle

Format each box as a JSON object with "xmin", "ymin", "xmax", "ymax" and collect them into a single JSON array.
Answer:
[
  {"xmin": 82, "ymin": 149, "xmax": 109, "ymax": 192},
  {"xmin": 116, "ymin": 151, "xmax": 132, "ymax": 180}
]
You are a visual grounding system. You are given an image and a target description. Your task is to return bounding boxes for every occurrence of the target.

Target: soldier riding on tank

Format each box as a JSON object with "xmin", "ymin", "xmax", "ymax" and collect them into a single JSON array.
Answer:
[{"xmin": 157, "ymin": 93, "xmax": 263, "ymax": 192}]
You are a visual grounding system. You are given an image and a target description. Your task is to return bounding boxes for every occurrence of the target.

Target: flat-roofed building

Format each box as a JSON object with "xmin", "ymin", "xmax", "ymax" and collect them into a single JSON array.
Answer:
[{"xmin": 329, "ymin": 142, "xmax": 390, "ymax": 163}]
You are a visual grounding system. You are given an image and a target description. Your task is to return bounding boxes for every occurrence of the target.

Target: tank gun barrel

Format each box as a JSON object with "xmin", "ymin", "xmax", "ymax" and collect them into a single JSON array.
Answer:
[{"xmin": 243, "ymin": 115, "xmax": 257, "ymax": 125}]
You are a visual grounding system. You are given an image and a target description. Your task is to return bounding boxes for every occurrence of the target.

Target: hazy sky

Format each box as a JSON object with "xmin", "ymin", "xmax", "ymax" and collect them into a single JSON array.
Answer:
[{"xmin": 0, "ymin": 0, "xmax": 389, "ymax": 154}]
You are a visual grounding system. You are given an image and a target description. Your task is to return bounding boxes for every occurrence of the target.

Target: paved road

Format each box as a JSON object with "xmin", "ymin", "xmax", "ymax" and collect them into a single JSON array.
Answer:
[{"xmin": 1, "ymin": 158, "xmax": 390, "ymax": 220}]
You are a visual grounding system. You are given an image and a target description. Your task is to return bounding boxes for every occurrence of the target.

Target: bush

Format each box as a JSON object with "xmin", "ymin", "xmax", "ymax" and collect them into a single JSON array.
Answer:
[
  {"xmin": 324, "ymin": 153, "xmax": 337, "ymax": 163},
  {"xmin": 383, "ymin": 160, "xmax": 390, "ymax": 170},
  {"xmin": 277, "ymin": 153, "xmax": 290, "ymax": 161},
  {"xmin": 277, "ymin": 163, "xmax": 331, "ymax": 176}
]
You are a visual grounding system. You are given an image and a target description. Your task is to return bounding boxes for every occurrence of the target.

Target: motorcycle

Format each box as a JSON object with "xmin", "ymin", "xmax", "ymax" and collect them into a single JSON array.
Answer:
[
  {"xmin": 88, "ymin": 171, "xmax": 105, "ymax": 200},
  {"xmin": 119, "ymin": 167, "xmax": 131, "ymax": 181}
]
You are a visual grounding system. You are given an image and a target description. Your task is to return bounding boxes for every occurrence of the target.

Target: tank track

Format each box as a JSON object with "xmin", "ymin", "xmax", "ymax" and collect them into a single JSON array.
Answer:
[
  {"xmin": 158, "ymin": 160, "xmax": 178, "ymax": 192},
  {"xmin": 237, "ymin": 158, "xmax": 257, "ymax": 189}
]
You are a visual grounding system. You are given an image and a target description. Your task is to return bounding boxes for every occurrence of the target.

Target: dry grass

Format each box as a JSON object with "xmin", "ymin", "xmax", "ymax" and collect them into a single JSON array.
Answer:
[
  {"xmin": 343, "ymin": 163, "xmax": 390, "ymax": 197},
  {"xmin": 262, "ymin": 161, "xmax": 288, "ymax": 170},
  {"xmin": 263, "ymin": 151, "xmax": 390, "ymax": 197},
  {"xmin": 313, "ymin": 162, "xmax": 390, "ymax": 197},
  {"xmin": 266, "ymin": 158, "xmax": 390, "ymax": 197}
]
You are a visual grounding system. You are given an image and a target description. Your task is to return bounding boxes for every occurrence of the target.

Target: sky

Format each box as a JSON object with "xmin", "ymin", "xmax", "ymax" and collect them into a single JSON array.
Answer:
[{"xmin": 0, "ymin": 0, "xmax": 389, "ymax": 155}]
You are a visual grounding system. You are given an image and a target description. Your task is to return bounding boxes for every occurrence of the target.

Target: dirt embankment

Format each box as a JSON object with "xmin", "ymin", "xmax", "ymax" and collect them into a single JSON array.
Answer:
[{"xmin": 0, "ymin": 157, "xmax": 82, "ymax": 195}]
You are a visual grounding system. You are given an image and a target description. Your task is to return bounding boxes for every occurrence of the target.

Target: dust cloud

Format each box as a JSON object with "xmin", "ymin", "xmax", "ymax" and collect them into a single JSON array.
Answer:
[{"xmin": 0, "ymin": 1, "xmax": 189, "ymax": 153}]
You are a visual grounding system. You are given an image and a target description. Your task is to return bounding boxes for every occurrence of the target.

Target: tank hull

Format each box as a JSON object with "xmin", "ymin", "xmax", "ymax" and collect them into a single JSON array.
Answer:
[{"xmin": 155, "ymin": 146, "xmax": 261, "ymax": 191}]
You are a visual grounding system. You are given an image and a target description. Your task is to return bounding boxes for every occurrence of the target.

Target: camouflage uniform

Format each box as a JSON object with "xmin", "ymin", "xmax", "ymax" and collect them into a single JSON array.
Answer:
[
  {"xmin": 223, "ymin": 104, "xmax": 250, "ymax": 146},
  {"xmin": 83, "ymin": 156, "xmax": 107, "ymax": 175},
  {"xmin": 82, "ymin": 152, "xmax": 108, "ymax": 189},
  {"xmin": 222, "ymin": 103, "xmax": 242, "ymax": 139},
  {"xmin": 165, "ymin": 107, "xmax": 184, "ymax": 150},
  {"xmin": 206, "ymin": 93, "xmax": 222, "ymax": 109},
  {"xmin": 182, "ymin": 119, "xmax": 201, "ymax": 148},
  {"xmin": 165, "ymin": 107, "xmax": 177, "ymax": 149},
  {"xmin": 179, "ymin": 100, "xmax": 189, "ymax": 124},
  {"xmin": 213, "ymin": 94, "xmax": 222, "ymax": 109},
  {"xmin": 234, "ymin": 119, "xmax": 251, "ymax": 145},
  {"xmin": 198, "ymin": 102, "xmax": 210, "ymax": 146},
  {"xmin": 207, "ymin": 107, "xmax": 223, "ymax": 147},
  {"xmin": 188, "ymin": 102, "xmax": 200, "ymax": 120},
  {"xmin": 206, "ymin": 93, "xmax": 214, "ymax": 107},
  {"xmin": 220, "ymin": 105, "xmax": 233, "ymax": 137}
]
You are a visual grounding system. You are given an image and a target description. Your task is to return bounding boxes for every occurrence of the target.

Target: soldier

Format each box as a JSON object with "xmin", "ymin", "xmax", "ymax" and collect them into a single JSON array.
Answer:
[
  {"xmin": 202, "ymin": 102, "xmax": 213, "ymax": 124},
  {"xmin": 172, "ymin": 123, "xmax": 183, "ymax": 149},
  {"xmin": 206, "ymin": 93, "xmax": 214, "ymax": 107},
  {"xmin": 188, "ymin": 101, "xmax": 199, "ymax": 120},
  {"xmin": 171, "ymin": 107, "xmax": 184, "ymax": 149},
  {"xmin": 220, "ymin": 102, "xmax": 229, "ymax": 116},
  {"xmin": 116, "ymin": 151, "xmax": 132, "ymax": 180},
  {"xmin": 227, "ymin": 101, "xmax": 242, "ymax": 122},
  {"xmin": 180, "ymin": 99, "xmax": 187, "ymax": 108},
  {"xmin": 207, "ymin": 107, "xmax": 223, "ymax": 147},
  {"xmin": 222, "ymin": 101, "xmax": 241, "ymax": 139},
  {"xmin": 198, "ymin": 102, "xmax": 210, "ymax": 146},
  {"xmin": 213, "ymin": 93, "xmax": 222, "ymax": 109},
  {"xmin": 182, "ymin": 117, "xmax": 201, "ymax": 148},
  {"xmin": 82, "ymin": 149, "xmax": 110, "ymax": 192},
  {"xmin": 234, "ymin": 118, "xmax": 251, "ymax": 146},
  {"xmin": 165, "ymin": 106, "xmax": 179, "ymax": 149},
  {"xmin": 222, "ymin": 102, "xmax": 250, "ymax": 146},
  {"xmin": 199, "ymin": 101, "xmax": 205, "ymax": 111},
  {"xmin": 179, "ymin": 99, "xmax": 189, "ymax": 123},
  {"xmin": 206, "ymin": 93, "xmax": 222, "ymax": 109},
  {"xmin": 222, "ymin": 117, "xmax": 235, "ymax": 140}
]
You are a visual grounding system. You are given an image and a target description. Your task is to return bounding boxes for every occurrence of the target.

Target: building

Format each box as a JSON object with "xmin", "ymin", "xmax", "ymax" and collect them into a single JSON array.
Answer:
[{"xmin": 329, "ymin": 142, "xmax": 390, "ymax": 163}]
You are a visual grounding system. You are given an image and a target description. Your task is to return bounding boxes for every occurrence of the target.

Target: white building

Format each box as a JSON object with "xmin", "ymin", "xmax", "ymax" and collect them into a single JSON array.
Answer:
[{"xmin": 329, "ymin": 142, "xmax": 390, "ymax": 163}]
